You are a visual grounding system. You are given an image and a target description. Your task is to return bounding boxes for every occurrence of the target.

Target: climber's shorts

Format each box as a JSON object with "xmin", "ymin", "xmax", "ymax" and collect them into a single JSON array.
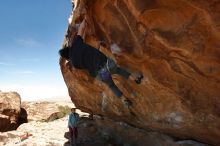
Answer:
[
  {"xmin": 96, "ymin": 58, "xmax": 117, "ymax": 81},
  {"xmin": 96, "ymin": 58, "xmax": 131, "ymax": 97}
]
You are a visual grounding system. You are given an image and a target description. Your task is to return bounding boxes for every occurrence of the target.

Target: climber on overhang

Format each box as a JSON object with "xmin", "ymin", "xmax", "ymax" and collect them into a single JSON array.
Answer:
[{"xmin": 59, "ymin": 16, "xmax": 143, "ymax": 108}]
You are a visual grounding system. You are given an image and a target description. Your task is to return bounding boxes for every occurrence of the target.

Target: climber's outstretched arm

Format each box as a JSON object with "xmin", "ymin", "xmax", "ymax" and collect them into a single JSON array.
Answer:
[{"xmin": 77, "ymin": 18, "xmax": 87, "ymax": 39}]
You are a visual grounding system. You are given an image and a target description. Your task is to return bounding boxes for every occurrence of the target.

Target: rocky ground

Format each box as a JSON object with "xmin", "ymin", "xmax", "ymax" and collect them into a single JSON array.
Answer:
[
  {"xmin": 0, "ymin": 101, "xmax": 210, "ymax": 146},
  {"xmin": 0, "ymin": 116, "xmax": 69, "ymax": 146}
]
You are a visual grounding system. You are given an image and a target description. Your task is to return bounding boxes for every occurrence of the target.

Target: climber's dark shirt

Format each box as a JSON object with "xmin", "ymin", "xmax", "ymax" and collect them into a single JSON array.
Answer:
[{"xmin": 69, "ymin": 35, "xmax": 107, "ymax": 77}]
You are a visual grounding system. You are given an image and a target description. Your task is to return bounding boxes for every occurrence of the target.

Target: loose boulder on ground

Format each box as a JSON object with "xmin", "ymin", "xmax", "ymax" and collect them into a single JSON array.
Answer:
[{"xmin": 0, "ymin": 91, "xmax": 21, "ymax": 132}]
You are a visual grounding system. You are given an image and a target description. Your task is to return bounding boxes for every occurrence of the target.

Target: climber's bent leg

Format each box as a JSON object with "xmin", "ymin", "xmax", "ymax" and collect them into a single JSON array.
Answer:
[
  {"xmin": 96, "ymin": 66, "xmax": 123, "ymax": 98},
  {"xmin": 96, "ymin": 68, "xmax": 133, "ymax": 107},
  {"xmin": 106, "ymin": 58, "xmax": 130, "ymax": 79},
  {"xmin": 106, "ymin": 58, "xmax": 143, "ymax": 83},
  {"xmin": 115, "ymin": 67, "xmax": 131, "ymax": 79},
  {"xmin": 105, "ymin": 78, "xmax": 123, "ymax": 98}
]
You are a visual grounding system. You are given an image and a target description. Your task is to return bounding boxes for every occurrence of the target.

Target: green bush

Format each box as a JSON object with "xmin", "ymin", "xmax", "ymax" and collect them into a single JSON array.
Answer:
[
  {"xmin": 45, "ymin": 105, "xmax": 71, "ymax": 122},
  {"xmin": 58, "ymin": 105, "xmax": 71, "ymax": 116}
]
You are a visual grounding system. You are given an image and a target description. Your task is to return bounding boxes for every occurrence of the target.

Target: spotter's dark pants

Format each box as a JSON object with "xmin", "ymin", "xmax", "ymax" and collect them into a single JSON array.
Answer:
[{"xmin": 69, "ymin": 127, "xmax": 78, "ymax": 146}]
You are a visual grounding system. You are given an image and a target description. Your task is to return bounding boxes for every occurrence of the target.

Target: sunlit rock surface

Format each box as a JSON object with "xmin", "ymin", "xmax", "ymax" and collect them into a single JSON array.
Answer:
[
  {"xmin": 0, "ymin": 92, "xmax": 21, "ymax": 132},
  {"xmin": 60, "ymin": 0, "xmax": 220, "ymax": 145}
]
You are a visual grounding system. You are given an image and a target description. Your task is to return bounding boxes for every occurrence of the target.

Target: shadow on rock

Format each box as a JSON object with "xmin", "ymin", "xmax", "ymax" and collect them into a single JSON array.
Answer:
[{"xmin": 17, "ymin": 108, "xmax": 28, "ymax": 125}]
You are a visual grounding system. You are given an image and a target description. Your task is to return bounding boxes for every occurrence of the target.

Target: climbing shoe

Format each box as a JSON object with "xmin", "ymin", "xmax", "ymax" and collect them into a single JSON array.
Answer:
[{"xmin": 135, "ymin": 74, "xmax": 144, "ymax": 84}]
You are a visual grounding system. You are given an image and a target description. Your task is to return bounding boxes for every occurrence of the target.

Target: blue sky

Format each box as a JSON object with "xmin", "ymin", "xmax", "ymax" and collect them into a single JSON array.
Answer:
[{"xmin": 0, "ymin": 1, "xmax": 71, "ymax": 100}]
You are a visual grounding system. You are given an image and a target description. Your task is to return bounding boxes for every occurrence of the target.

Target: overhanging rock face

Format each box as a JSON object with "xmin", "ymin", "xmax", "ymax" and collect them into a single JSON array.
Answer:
[{"xmin": 60, "ymin": 0, "xmax": 220, "ymax": 145}]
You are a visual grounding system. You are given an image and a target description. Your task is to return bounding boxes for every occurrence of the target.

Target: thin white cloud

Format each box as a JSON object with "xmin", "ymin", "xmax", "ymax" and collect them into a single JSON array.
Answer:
[
  {"xmin": 0, "ymin": 62, "xmax": 15, "ymax": 66},
  {"xmin": 21, "ymin": 58, "xmax": 40, "ymax": 62},
  {"xmin": 14, "ymin": 70, "xmax": 35, "ymax": 74},
  {"xmin": 15, "ymin": 38, "xmax": 40, "ymax": 47}
]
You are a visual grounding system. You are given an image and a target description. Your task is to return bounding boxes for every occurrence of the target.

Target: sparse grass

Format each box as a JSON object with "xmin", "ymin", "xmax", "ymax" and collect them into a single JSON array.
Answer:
[
  {"xmin": 45, "ymin": 105, "xmax": 71, "ymax": 122},
  {"xmin": 58, "ymin": 105, "xmax": 71, "ymax": 116}
]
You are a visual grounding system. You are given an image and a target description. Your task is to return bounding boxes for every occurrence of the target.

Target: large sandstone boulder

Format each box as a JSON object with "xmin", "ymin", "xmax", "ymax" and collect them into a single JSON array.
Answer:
[
  {"xmin": 60, "ymin": 0, "xmax": 220, "ymax": 145},
  {"xmin": 0, "ymin": 92, "xmax": 21, "ymax": 132}
]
